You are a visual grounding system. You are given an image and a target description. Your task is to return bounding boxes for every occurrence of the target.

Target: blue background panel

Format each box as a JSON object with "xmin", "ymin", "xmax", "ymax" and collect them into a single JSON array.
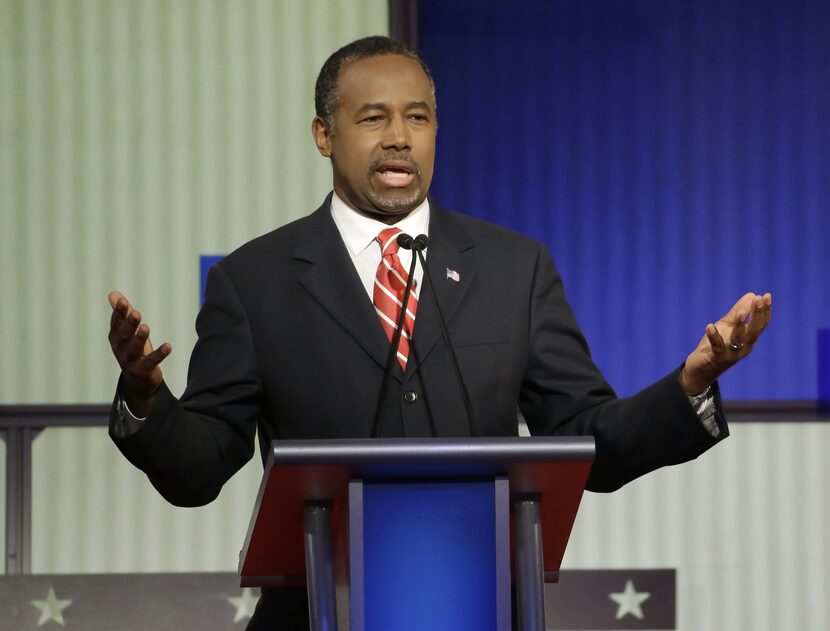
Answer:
[
  {"xmin": 362, "ymin": 481, "xmax": 498, "ymax": 631},
  {"xmin": 819, "ymin": 329, "xmax": 830, "ymax": 410},
  {"xmin": 419, "ymin": 0, "xmax": 829, "ymax": 400},
  {"xmin": 199, "ymin": 255, "xmax": 224, "ymax": 306}
]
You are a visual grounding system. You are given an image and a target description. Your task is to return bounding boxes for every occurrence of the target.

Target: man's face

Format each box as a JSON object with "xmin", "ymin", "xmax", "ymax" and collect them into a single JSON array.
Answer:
[{"xmin": 313, "ymin": 54, "xmax": 437, "ymax": 223}]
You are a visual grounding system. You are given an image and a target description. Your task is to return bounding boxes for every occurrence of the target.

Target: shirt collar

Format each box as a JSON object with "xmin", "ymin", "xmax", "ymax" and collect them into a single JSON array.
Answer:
[{"xmin": 330, "ymin": 191, "xmax": 430, "ymax": 258}]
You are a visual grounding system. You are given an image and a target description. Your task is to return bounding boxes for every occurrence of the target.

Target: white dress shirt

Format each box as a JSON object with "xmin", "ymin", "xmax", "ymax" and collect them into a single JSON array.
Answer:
[{"xmin": 329, "ymin": 191, "xmax": 429, "ymax": 302}]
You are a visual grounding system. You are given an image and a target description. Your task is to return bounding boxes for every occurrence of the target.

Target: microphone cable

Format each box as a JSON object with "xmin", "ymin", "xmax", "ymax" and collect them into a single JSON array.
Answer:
[
  {"xmin": 412, "ymin": 235, "xmax": 478, "ymax": 437},
  {"xmin": 371, "ymin": 233, "xmax": 419, "ymax": 438}
]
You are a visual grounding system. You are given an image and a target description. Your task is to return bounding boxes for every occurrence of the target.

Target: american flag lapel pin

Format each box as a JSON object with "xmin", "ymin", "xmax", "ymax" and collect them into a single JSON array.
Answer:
[{"xmin": 446, "ymin": 268, "xmax": 460, "ymax": 282}]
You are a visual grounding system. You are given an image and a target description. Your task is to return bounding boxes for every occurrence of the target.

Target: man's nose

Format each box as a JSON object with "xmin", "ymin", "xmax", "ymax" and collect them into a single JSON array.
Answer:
[{"xmin": 382, "ymin": 115, "xmax": 410, "ymax": 150}]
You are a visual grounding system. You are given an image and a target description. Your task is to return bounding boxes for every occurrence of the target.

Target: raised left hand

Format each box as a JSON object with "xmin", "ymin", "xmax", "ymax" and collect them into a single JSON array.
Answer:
[{"xmin": 679, "ymin": 292, "xmax": 772, "ymax": 395}]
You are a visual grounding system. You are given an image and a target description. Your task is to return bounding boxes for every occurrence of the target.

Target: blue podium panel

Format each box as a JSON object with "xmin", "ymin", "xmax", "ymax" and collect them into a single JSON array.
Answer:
[{"xmin": 359, "ymin": 481, "xmax": 504, "ymax": 631}]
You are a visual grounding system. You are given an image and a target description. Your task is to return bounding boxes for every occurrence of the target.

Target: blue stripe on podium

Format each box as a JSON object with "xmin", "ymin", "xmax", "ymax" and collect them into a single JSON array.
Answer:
[{"xmin": 362, "ymin": 481, "xmax": 499, "ymax": 631}]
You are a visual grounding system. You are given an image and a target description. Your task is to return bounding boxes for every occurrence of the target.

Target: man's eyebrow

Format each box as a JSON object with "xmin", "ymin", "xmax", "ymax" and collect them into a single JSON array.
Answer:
[
  {"xmin": 355, "ymin": 102, "xmax": 389, "ymax": 115},
  {"xmin": 354, "ymin": 101, "xmax": 433, "ymax": 115}
]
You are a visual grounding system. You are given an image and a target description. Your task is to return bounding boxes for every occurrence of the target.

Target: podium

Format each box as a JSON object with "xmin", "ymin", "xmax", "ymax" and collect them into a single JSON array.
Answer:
[{"xmin": 239, "ymin": 437, "xmax": 594, "ymax": 631}]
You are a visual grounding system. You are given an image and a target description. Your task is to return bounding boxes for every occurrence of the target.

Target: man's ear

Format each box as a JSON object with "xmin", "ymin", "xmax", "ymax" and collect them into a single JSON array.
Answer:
[{"xmin": 312, "ymin": 116, "xmax": 332, "ymax": 157}]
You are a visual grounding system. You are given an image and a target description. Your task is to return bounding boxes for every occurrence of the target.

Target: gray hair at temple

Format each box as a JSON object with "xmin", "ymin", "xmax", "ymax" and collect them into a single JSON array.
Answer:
[{"xmin": 314, "ymin": 35, "xmax": 436, "ymax": 132}]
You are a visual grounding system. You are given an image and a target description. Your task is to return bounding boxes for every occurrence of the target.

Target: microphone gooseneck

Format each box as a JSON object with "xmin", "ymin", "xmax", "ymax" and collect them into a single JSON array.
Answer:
[
  {"xmin": 371, "ymin": 233, "xmax": 419, "ymax": 438},
  {"xmin": 414, "ymin": 238, "xmax": 478, "ymax": 437}
]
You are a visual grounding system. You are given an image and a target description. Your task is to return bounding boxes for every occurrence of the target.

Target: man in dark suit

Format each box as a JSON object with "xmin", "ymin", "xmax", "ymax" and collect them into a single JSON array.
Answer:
[{"xmin": 107, "ymin": 37, "xmax": 771, "ymax": 629}]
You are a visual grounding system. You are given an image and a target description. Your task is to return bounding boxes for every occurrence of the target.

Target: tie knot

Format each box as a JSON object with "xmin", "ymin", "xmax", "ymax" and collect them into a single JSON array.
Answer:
[{"xmin": 377, "ymin": 227, "xmax": 402, "ymax": 256}]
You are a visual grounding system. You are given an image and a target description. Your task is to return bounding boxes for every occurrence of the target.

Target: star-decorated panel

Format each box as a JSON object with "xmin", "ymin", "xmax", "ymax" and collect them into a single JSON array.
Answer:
[{"xmin": 0, "ymin": 570, "xmax": 674, "ymax": 629}]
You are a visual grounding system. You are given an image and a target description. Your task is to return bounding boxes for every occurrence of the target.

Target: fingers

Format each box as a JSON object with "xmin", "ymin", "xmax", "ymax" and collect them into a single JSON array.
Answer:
[
  {"xmin": 123, "ymin": 322, "xmax": 150, "ymax": 361},
  {"xmin": 109, "ymin": 292, "xmax": 132, "ymax": 330},
  {"xmin": 728, "ymin": 311, "xmax": 747, "ymax": 349},
  {"xmin": 714, "ymin": 291, "xmax": 772, "ymax": 360},
  {"xmin": 108, "ymin": 291, "xmax": 143, "ymax": 351},
  {"xmin": 707, "ymin": 318, "xmax": 748, "ymax": 360},
  {"xmin": 107, "ymin": 292, "xmax": 169, "ymax": 362},
  {"xmin": 687, "ymin": 292, "xmax": 772, "ymax": 392},
  {"xmin": 762, "ymin": 292, "xmax": 772, "ymax": 326},
  {"xmin": 108, "ymin": 290, "xmax": 126, "ymax": 309},
  {"xmin": 744, "ymin": 296, "xmax": 765, "ymax": 342},
  {"xmin": 706, "ymin": 322, "xmax": 745, "ymax": 359},
  {"xmin": 107, "ymin": 291, "xmax": 170, "ymax": 398},
  {"xmin": 113, "ymin": 309, "xmax": 143, "ymax": 349},
  {"xmin": 705, "ymin": 323, "xmax": 726, "ymax": 353},
  {"xmin": 743, "ymin": 292, "xmax": 773, "ymax": 345},
  {"xmin": 139, "ymin": 343, "xmax": 172, "ymax": 371},
  {"xmin": 724, "ymin": 292, "xmax": 756, "ymax": 321}
]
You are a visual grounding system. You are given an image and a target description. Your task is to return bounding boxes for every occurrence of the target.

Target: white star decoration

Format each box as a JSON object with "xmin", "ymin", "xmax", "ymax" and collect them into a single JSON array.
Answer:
[
  {"xmin": 31, "ymin": 587, "xmax": 72, "ymax": 626},
  {"xmin": 609, "ymin": 579, "xmax": 650, "ymax": 620},
  {"xmin": 227, "ymin": 587, "xmax": 259, "ymax": 623}
]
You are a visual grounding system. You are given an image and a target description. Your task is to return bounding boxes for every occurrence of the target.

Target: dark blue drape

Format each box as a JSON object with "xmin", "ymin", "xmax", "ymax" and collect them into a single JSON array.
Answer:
[{"xmin": 418, "ymin": 0, "xmax": 829, "ymax": 400}]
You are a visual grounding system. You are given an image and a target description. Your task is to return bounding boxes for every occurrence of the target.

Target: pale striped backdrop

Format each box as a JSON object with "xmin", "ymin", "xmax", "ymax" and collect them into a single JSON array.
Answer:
[
  {"xmin": 0, "ymin": 0, "xmax": 389, "ymax": 571},
  {"xmin": 0, "ymin": 0, "xmax": 388, "ymax": 405},
  {"xmin": 2, "ymin": 2, "xmax": 827, "ymax": 630},
  {"xmin": 568, "ymin": 422, "xmax": 830, "ymax": 630}
]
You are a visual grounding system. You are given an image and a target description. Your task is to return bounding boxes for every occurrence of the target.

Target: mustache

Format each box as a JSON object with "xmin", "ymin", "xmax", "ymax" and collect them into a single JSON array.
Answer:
[{"xmin": 368, "ymin": 154, "xmax": 421, "ymax": 176}]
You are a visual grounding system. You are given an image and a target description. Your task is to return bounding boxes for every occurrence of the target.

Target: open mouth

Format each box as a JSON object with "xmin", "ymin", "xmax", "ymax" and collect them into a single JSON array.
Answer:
[{"xmin": 374, "ymin": 160, "xmax": 417, "ymax": 188}]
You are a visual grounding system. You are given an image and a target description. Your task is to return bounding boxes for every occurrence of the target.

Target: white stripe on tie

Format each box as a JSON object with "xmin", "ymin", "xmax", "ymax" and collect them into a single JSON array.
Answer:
[{"xmin": 373, "ymin": 227, "xmax": 419, "ymax": 371}]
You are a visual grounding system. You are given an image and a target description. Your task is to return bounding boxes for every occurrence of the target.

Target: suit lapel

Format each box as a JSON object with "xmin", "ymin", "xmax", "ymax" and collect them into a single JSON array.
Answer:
[
  {"xmin": 409, "ymin": 203, "xmax": 478, "ymax": 371},
  {"xmin": 295, "ymin": 201, "xmax": 398, "ymax": 378}
]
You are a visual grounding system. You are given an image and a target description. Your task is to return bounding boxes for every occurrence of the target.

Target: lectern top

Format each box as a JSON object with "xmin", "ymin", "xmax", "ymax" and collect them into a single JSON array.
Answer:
[{"xmin": 266, "ymin": 436, "xmax": 595, "ymax": 467}]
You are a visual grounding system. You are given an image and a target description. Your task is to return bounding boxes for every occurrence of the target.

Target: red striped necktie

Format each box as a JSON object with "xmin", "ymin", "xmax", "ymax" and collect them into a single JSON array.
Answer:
[{"xmin": 374, "ymin": 227, "xmax": 419, "ymax": 371}]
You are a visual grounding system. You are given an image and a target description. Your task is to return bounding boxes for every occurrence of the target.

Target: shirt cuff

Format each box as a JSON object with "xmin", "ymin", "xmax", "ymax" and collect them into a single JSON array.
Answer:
[
  {"xmin": 111, "ymin": 396, "xmax": 147, "ymax": 438},
  {"xmin": 687, "ymin": 385, "xmax": 719, "ymax": 438}
]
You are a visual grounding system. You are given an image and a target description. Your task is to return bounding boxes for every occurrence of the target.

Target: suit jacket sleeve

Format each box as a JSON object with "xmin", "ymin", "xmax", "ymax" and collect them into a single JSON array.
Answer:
[
  {"xmin": 519, "ymin": 244, "xmax": 728, "ymax": 493},
  {"xmin": 109, "ymin": 263, "xmax": 261, "ymax": 507}
]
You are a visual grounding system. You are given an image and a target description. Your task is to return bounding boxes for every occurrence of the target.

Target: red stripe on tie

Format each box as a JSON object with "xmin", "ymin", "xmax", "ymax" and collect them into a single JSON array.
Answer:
[{"xmin": 374, "ymin": 227, "xmax": 418, "ymax": 370}]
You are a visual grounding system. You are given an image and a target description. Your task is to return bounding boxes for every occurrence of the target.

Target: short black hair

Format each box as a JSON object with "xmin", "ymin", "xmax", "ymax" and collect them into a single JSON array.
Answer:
[{"xmin": 314, "ymin": 35, "xmax": 435, "ymax": 130}]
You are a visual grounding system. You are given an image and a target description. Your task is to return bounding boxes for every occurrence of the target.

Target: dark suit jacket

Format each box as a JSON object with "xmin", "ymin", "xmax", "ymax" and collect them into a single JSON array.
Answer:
[{"xmin": 111, "ymin": 196, "xmax": 727, "ymax": 506}]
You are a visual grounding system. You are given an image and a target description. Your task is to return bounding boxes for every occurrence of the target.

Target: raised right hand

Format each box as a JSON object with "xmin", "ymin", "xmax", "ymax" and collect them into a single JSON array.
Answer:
[{"xmin": 108, "ymin": 291, "xmax": 172, "ymax": 409}]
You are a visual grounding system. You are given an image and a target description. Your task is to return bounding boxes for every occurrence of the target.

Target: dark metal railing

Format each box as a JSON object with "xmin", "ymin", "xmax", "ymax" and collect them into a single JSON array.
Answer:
[{"xmin": 1, "ymin": 404, "xmax": 109, "ymax": 574}]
